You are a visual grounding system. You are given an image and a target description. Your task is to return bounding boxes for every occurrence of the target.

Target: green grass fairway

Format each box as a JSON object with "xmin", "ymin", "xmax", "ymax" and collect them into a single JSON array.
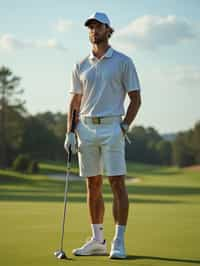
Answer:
[{"xmin": 0, "ymin": 162, "xmax": 200, "ymax": 266}]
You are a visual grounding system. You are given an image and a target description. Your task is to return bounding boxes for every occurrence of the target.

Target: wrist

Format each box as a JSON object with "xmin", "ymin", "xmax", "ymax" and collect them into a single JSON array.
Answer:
[
  {"xmin": 120, "ymin": 122, "xmax": 129, "ymax": 134},
  {"xmin": 66, "ymin": 131, "xmax": 74, "ymax": 136}
]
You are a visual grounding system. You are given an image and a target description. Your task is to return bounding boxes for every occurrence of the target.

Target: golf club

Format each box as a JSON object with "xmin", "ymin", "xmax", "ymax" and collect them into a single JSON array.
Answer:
[{"xmin": 54, "ymin": 110, "xmax": 76, "ymax": 260}]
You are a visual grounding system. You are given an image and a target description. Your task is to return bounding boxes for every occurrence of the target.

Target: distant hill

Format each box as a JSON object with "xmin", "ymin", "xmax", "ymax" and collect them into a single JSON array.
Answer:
[{"xmin": 162, "ymin": 133, "xmax": 177, "ymax": 142}]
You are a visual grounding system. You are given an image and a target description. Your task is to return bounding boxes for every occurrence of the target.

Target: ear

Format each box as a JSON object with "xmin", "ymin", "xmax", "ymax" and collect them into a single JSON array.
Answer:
[{"xmin": 107, "ymin": 29, "xmax": 112, "ymax": 38}]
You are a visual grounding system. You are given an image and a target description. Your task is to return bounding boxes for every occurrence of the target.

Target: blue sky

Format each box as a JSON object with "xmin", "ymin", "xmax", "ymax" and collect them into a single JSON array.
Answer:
[{"xmin": 0, "ymin": 0, "xmax": 200, "ymax": 134}]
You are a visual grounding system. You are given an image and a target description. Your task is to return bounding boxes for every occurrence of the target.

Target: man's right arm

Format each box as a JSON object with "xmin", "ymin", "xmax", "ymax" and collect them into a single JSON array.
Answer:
[{"xmin": 67, "ymin": 93, "xmax": 82, "ymax": 133}]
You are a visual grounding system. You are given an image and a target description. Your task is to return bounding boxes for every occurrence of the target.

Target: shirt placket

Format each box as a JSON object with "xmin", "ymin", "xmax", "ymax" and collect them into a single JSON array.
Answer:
[
  {"xmin": 90, "ymin": 59, "xmax": 99, "ymax": 92},
  {"xmin": 94, "ymin": 59, "xmax": 101, "ymax": 82}
]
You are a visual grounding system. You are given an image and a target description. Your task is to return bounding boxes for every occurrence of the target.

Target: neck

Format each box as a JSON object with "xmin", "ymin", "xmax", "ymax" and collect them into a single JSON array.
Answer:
[{"xmin": 92, "ymin": 42, "xmax": 110, "ymax": 59}]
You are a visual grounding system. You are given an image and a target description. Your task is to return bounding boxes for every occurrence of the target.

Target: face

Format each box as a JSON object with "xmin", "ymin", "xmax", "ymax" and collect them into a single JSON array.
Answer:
[{"xmin": 88, "ymin": 20, "xmax": 110, "ymax": 44}]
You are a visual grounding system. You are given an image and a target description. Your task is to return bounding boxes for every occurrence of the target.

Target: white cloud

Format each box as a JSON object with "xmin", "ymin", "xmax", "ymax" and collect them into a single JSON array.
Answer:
[
  {"xmin": 113, "ymin": 15, "xmax": 199, "ymax": 51},
  {"xmin": 54, "ymin": 19, "xmax": 73, "ymax": 32},
  {"xmin": 35, "ymin": 39, "xmax": 66, "ymax": 50},
  {"xmin": 145, "ymin": 65, "xmax": 200, "ymax": 89},
  {"xmin": 171, "ymin": 65, "xmax": 200, "ymax": 88},
  {"xmin": 0, "ymin": 34, "xmax": 25, "ymax": 51},
  {"xmin": 0, "ymin": 34, "xmax": 67, "ymax": 52}
]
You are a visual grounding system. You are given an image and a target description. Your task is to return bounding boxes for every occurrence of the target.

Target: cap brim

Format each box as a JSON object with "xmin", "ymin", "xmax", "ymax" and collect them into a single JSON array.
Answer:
[
  {"xmin": 84, "ymin": 19, "xmax": 114, "ymax": 32},
  {"xmin": 84, "ymin": 18, "xmax": 102, "ymax": 26}
]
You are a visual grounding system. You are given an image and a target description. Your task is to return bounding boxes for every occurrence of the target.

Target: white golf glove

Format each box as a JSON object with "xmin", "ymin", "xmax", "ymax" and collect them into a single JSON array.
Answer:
[{"xmin": 64, "ymin": 132, "xmax": 77, "ymax": 154}]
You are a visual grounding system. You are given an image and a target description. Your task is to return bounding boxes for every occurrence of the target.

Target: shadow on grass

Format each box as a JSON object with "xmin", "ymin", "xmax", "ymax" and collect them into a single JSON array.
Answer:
[
  {"xmin": 127, "ymin": 255, "xmax": 200, "ymax": 264},
  {"xmin": 1, "ymin": 172, "xmax": 200, "ymax": 196},
  {"xmin": 0, "ymin": 193, "xmax": 184, "ymax": 203},
  {"xmin": 127, "ymin": 185, "xmax": 200, "ymax": 196},
  {"xmin": 1, "ymin": 171, "xmax": 200, "ymax": 203},
  {"xmin": 0, "ymin": 172, "xmax": 34, "ymax": 185},
  {"xmin": 126, "ymin": 162, "xmax": 181, "ymax": 176},
  {"xmin": 39, "ymin": 168, "xmax": 79, "ymax": 176}
]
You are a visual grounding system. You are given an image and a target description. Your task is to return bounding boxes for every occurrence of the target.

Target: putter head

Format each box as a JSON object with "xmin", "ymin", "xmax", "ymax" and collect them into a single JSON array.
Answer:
[{"xmin": 54, "ymin": 250, "xmax": 67, "ymax": 259}]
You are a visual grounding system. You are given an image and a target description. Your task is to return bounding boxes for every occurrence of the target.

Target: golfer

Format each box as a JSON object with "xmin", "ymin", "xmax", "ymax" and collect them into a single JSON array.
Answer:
[{"xmin": 64, "ymin": 12, "xmax": 141, "ymax": 259}]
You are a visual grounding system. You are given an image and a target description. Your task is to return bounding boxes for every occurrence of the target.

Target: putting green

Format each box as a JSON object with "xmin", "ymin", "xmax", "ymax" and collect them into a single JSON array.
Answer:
[{"xmin": 0, "ymin": 163, "xmax": 200, "ymax": 266}]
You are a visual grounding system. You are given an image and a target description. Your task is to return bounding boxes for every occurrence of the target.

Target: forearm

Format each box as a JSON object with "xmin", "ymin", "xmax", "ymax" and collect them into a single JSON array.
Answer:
[{"xmin": 123, "ymin": 92, "xmax": 141, "ymax": 126}]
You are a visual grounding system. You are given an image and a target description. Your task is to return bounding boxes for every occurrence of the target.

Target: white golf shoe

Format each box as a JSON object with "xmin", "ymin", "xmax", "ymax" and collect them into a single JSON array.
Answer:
[
  {"xmin": 72, "ymin": 238, "xmax": 107, "ymax": 256},
  {"xmin": 109, "ymin": 238, "xmax": 127, "ymax": 259}
]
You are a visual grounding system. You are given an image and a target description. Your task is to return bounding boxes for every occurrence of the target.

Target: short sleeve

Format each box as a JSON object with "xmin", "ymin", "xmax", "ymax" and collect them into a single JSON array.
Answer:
[
  {"xmin": 69, "ymin": 64, "xmax": 83, "ymax": 94},
  {"xmin": 122, "ymin": 58, "xmax": 141, "ymax": 92}
]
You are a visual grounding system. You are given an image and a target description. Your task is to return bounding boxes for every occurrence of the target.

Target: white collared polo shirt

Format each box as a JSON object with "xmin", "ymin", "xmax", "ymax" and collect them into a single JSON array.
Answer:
[{"xmin": 69, "ymin": 47, "xmax": 141, "ymax": 117}]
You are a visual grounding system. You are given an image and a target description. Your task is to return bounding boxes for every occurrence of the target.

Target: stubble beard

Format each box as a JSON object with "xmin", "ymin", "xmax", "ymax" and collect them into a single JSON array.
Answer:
[{"xmin": 90, "ymin": 34, "xmax": 108, "ymax": 45}]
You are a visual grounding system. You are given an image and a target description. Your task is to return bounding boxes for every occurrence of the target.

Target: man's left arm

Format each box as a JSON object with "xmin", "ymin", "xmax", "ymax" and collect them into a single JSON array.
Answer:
[{"xmin": 121, "ymin": 90, "xmax": 141, "ymax": 134}]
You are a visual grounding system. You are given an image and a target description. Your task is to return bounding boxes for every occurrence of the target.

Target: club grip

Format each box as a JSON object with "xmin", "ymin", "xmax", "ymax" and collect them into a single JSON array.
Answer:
[
  {"xmin": 71, "ymin": 110, "xmax": 76, "ymax": 133},
  {"xmin": 68, "ymin": 109, "xmax": 76, "ymax": 163},
  {"xmin": 68, "ymin": 147, "xmax": 72, "ymax": 163}
]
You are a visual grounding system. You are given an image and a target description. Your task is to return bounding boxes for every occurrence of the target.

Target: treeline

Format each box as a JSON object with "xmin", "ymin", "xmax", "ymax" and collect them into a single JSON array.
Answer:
[
  {"xmin": 126, "ymin": 123, "xmax": 200, "ymax": 167},
  {"xmin": 0, "ymin": 66, "xmax": 200, "ymax": 169},
  {"xmin": 126, "ymin": 126, "xmax": 172, "ymax": 165},
  {"xmin": 0, "ymin": 108, "xmax": 67, "ymax": 167},
  {"xmin": 173, "ymin": 122, "xmax": 200, "ymax": 167}
]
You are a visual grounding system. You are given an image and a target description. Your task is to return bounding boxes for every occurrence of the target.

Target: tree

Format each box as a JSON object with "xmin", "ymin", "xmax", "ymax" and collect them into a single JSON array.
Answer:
[
  {"xmin": 173, "ymin": 132, "xmax": 195, "ymax": 167},
  {"xmin": 20, "ymin": 116, "xmax": 62, "ymax": 161},
  {"xmin": 35, "ymin": 111, "xmax": 67, "ymax": 138},
  {"xmin": 126, "ymin": 126, "xmax": 147, "ymax": 162},
  {"xmin": 192, "ymin": 121, "xmax": 200, "ymax": 164},
  {"xmin": 156, "ymin": 140, "xmax": 172, "ymax": 165},
  {"xmin": 126, "ymin": 126, "xmax": 165, "ymax": 164},
  {"xmin": 0, "ymin": 66, "xmax": 26, "ymax": 168}
]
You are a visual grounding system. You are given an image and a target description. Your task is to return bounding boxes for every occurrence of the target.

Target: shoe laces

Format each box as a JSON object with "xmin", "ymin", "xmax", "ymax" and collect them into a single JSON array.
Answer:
[
  {"xmin": 82, "ymin": 238, "xmax": 105, "ymax": 249},
  {"xmin": 82, "ymin": 238, "xmax": 96, "ymax": 248}
]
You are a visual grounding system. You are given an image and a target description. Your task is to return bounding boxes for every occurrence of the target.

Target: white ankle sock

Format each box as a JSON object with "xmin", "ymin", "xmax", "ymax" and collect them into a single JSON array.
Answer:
[
  {"xmin": 114, "ymin": 225, "xmax": 126, "ymax": 241},
  {"xmin": 91, "ymin": 224, "xmax": 104, "ymax": 242}
]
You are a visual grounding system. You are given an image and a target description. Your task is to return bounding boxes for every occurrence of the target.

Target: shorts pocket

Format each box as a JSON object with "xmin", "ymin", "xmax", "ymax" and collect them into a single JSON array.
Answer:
[
  {"xmin": 105, "ymin": 123, "xmax": 125, "ymax": 151},
  {"xmin": 117, "ymin": 123, "xmax": 124, "ymax": 138}
]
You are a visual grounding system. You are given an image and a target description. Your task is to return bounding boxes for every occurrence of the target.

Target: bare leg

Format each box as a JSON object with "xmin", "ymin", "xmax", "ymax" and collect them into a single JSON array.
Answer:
[
  {"xmin": 108, "ymin": 175, "xmax": 129, "ymax": 225},
  {"xmin": 86, "ymin": 175, "xmax": 104, "ymax": 224}
]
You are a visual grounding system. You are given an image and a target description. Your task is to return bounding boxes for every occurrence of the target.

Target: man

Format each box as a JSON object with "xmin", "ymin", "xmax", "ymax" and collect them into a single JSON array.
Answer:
[{"xmin": 64, "ymin": 12, "xmax": 141, "ymax": 259}]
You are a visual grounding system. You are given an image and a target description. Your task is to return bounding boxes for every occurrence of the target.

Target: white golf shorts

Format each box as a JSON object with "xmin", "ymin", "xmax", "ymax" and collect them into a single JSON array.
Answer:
[{"xmin": 75, "ymin": 117, "xmax": 127, "ymax": 177}]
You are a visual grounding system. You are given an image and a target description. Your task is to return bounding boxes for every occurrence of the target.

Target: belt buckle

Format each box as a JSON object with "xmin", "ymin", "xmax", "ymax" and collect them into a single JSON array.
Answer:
[{"xmin": 92, "ymin": 117, "xmax": 101, "ymax": 124}]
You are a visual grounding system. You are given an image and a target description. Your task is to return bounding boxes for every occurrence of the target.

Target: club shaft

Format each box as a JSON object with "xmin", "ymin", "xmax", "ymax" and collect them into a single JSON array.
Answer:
[
  {"xmin": 60, "ymin": 160, "xmax": 71, "ymax": 251},
  {"xmin": 57, "ymin": 110, "xmax": 75, "ymax": 253}
]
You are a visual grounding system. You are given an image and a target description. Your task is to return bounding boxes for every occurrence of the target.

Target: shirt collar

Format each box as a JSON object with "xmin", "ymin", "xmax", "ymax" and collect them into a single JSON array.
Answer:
[{"xmin": 89, "ymin": 47, "xmax": 114, "ymax": 60}]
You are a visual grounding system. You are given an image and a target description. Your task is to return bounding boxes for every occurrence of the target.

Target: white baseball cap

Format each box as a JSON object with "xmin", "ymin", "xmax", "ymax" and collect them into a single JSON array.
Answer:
[{"xmin": 84, "ymin": 12, "xmax": 114, "ymax": 32}]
